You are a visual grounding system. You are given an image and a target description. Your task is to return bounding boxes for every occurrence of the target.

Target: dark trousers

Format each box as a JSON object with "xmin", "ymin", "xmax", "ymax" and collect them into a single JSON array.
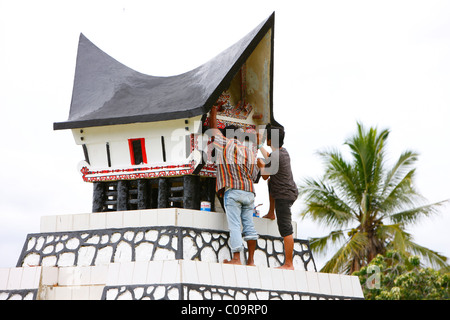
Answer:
[{"xmin": 274, "ymin": 198, "xmax": 294, "ymax": 237}]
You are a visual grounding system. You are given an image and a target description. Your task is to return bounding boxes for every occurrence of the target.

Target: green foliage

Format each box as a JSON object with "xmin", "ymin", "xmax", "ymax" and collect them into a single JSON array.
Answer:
[
  {"xmin": 298, "ymin": 122, "xmax": 449, "ymax": 273},
  {"xmin": 353, "ymin": 250, "xmax": 450, "ymax": 300}
]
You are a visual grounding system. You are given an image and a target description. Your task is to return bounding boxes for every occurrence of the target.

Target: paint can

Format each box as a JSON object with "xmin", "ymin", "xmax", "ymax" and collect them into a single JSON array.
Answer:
[
  {"xmin": 253, "ymin": 203, "xmax": 263, "ymax": 217},
  {"xmin": 200, "ymin": 201, "xmax": 211, "ymax": 212}
]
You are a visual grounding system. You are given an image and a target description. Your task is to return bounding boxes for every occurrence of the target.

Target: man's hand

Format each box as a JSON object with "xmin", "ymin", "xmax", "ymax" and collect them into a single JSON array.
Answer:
[
  {"xmin": 257, "ymin": 158, "xmax": 270, "ymax": 180},
  {"xmin": 257, "ymin": 158, "xmax": 265, "ymax": 169},
  {"xmin": 256, "ymin": 131, "xmax": 262, "ymax": 145},
  {"xmin": 257, "ymin": 132, "xmax": 270, "ymax": 160}
]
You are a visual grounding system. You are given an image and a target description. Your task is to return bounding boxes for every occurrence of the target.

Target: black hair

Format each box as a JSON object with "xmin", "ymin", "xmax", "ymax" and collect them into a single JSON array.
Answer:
[
  {"xmin": 266, "ymin": 125, "xmax": 285, "ymax": 147},
  {"xmin": 221, "ymin": 125, "xmax": 243, "ymax": 141}
]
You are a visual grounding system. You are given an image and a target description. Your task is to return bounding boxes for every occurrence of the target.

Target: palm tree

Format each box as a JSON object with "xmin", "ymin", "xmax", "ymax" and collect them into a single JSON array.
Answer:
[{"xmin": 298, "ymin": 122, "xmax": 448, "ymax": 274}]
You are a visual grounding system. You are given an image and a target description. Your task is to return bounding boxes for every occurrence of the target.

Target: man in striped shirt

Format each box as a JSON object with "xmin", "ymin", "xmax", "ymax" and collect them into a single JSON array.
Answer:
[{"xmin": 209, "ymin": 105, "xmax": 260, "ymax": 265}]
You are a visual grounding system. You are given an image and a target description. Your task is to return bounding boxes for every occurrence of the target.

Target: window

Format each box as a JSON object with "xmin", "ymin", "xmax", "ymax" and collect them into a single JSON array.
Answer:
[{"xmin": 128, "ymin": 138, "xmax": 147, "ymax": 165}]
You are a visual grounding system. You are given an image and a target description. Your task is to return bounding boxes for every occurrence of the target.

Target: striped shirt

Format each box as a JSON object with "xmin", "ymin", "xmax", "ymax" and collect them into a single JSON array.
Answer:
[{"xmin": 212, "ymin": 132, "xmax": 259, "ymax": 194}]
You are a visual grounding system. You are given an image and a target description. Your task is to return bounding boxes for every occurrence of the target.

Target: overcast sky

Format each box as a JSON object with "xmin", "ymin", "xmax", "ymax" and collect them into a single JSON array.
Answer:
[{"xmin": 0, "ymin": 0, "xmax": 449, "ymax": 269}]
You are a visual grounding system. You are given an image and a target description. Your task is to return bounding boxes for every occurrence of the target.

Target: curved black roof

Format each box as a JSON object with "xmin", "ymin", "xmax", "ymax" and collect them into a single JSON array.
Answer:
[{"xmin": 54, "ymin": 13, "xmax": 275, "ymax": 130}]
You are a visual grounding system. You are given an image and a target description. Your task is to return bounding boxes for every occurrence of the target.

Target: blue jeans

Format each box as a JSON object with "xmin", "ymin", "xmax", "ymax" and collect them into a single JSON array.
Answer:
[{"xmin": 224, "ymin": 189, "xmax": 259, "ymax": 253}]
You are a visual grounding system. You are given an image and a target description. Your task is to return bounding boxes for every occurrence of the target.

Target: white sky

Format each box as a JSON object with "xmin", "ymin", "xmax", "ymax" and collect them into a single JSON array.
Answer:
[{"xmin": 0, "ymin": 0, "xmax": 449, "ymax": 269}]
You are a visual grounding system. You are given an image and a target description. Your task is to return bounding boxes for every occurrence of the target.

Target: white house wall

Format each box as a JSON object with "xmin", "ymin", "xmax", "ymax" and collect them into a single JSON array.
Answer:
[
  {"xmin": 108, "ymin": 140, "xmax": 131, "ymax": 166},
  {"xmin": 87, "ymin": 142, "xmax": 109, "ymax": 168},
  {"xmin": 144, "ymin": 136, "xmax": 164, "ymax": 164},
  {"xmin": 71, "ymin": 116, "xmax": 203, "ymax": 170}
]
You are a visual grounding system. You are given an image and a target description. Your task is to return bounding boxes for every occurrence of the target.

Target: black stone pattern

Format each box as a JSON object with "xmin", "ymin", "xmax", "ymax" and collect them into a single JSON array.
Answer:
[
  {"xmin": 102, "ymin": 284, "xmax": 359, "ymax": 300},
  {"xmin": 17, "ymin": 226, "xmax": 316, "ymax": 271}
]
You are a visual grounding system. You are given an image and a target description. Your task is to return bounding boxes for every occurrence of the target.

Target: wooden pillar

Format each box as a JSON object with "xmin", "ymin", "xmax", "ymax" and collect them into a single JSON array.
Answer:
[
  {"xmin": 157, "ymin": 178, "xmax": 169, "ymax": 208},
  {"xmin": 183, "ymin": 175, "xmax": 200, "ymax": 210},
  {"xmin": 117, "ymin": 180, "xmax": 128, "ymax": 211},
  {"xmin": 148, "ymin": 180, "xmax": 157, "ymax": 209},
  {"xmin": 137, "ymin": 179, "xmax": 148, "ymax": 209},
  {"xmin": 92, "ymin": 182, "xmax": 106, "ymax": 212}
]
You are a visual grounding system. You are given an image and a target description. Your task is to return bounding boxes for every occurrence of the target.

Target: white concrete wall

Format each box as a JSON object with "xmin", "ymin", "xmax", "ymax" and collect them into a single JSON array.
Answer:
[
  {"xmin": 0, "ymin": 262, "xmax": 364, "ymax": 300},
  {"xmin": 40, "ymin": 208, "xmax": 297, "ymax": 239},
  {"xmin": 0, "ymin": 267, "xmax": 41, "ymax": 292},
  {"xmin": 3, "ymin": 209, "xmax": 365, "ymax": 300}
]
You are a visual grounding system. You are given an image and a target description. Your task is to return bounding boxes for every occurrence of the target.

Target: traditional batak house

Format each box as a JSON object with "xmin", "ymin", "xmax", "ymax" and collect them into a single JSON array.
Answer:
[
  {"xmin": 53, "ymin": 13, "xmax": 280, "ymax": 214},
  {"xmin": 1, "ymin": 13, "xmax": 364, "ymax": 301}
]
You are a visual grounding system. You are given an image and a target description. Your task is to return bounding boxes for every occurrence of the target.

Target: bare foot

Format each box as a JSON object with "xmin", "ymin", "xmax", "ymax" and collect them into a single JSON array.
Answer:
[
  {"xmin": 276, "ymin": 264, "xmax": 294, "ymax": 270},
  {"xmin": 246, "ymin": 261, "xmax": 256, "ymax": 267},
  {"xmin": 262, "ymin": 212, "xmax": 275, "ymax": 220},
  {"xmin": 223, "ymin": 258, "xmax": 242, "ymax": 265}
]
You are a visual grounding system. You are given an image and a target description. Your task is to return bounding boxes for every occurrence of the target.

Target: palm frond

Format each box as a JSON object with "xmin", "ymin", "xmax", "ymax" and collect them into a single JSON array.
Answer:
[
  {"xmin": 403, "ymin": 239, "xmax": 448, "ymax": 270},
  {"xmin": 317, "ymin": 150, "xmax": 362, "ymax": 208},
  {"xmin": 379, "ymin": 168, "xmax": 421, "ymax": 215},
  {"xmin": 377, "ymin": 223, "xmax": 412, "ymax": 254},
  {"xmin": 379, "ymin": 224, "xmax": 448, "ymax": 269},
  {"xmin": 344, "ymin": 123, "xmax": 389, "ymax": 197},
  {"xmin": 299, "ymin": 178, "xmax": 356, "ymax": 228},
  {"xmin": 309, "ymin": 230, "xmax": 346, "ymax": 255},
  {"xmin": 382, "ymin": 150, "xmax": 419, "ymax": 198},
  {"xmin": 387, "ymin": 200, "xmax": 449, "ymax": 226},
  {"xmin": 320, "ymin": 231, "xmax": 369, "ymax": 273}
]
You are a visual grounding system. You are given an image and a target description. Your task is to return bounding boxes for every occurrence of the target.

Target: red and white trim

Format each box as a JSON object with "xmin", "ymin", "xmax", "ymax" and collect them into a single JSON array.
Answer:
[{"xmin": 80, "ymin": 162, "xmax": 216, "ymax": 182}]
